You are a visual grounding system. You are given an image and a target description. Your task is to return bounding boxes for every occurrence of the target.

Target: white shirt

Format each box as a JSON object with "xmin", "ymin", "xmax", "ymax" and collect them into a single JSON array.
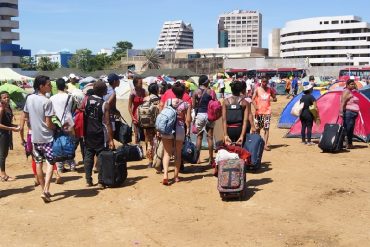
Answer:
[
  {"xmin": 218, "ymin": 79, "xmax": 225, "ymax": 89},
  {"xmin": 50, "ymin": 92, "xmax": 74, "ymax": 127}
]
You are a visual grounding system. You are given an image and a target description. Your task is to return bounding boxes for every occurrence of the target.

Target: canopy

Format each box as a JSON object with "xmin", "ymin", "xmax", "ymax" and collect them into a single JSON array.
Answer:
[
  {"xmin": 329, "ymin": 81, "xmax": 363, "ymax": 90},
  {"xmin": 360, "ymin": 84, "xmax": 370, "ymax": 100},
  {"xmin": 286, "ymin": 90, "xmax": 370, "ymax": 142},
  {"xmin": 0, "ymin": 83, "xmax": 27, "ymax": 108},
  {"xmin": 0, "ymin": 68, "xmax": 33, "ymax": 81},
  {"xmin": 278, "ymin": 89, "xmax": 322, "ymax": 128}
]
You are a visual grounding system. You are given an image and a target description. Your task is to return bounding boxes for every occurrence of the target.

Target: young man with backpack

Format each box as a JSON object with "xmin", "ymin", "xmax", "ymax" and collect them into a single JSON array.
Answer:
[
  {"xmin": 23, "ymin": 75, "xmax": 56, "ymax": 203},
  {"xmin": 50, "ymin": 78, "xmax": 75, "ymax": 172},
  {"xmin": 84, "ymin": 80, "xmax": 114, "ymax": 187}
]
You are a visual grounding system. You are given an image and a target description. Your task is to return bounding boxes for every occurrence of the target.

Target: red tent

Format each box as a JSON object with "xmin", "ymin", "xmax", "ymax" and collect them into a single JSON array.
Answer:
[{"xmin": 286, "ymin": 90, "xmax": 370, "ymax": 142}]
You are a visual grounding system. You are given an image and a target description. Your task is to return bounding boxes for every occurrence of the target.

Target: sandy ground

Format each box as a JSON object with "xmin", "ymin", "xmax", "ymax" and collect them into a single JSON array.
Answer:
[{"xmin": 1, "ymin": 96, "xmax": 369, "ymax": 247}]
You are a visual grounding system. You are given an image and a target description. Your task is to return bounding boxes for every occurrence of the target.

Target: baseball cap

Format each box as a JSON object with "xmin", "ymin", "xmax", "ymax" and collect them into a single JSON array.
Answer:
[{"xmin": 107, "ymin": 73, "xmax": 122, "ymax": 83}]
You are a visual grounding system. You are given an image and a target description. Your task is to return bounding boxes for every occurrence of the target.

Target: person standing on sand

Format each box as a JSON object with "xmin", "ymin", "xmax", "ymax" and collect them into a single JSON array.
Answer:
[
  {"xmin": 104, "ymin": 73, "xmax": 122, "ymax": 131},
  {"xmin": 299, "ymin": 82, "xmax": 319, "ymax": 145},
  {"xmin": 23, "ymin": 75, "xmax": 56, "ymax": 203},
  {"xmin": 0, "ymin": 91, "xmax": 21, "ymax": 182},
  {"xmin": 252, "ymin": 76, "xmax": 277, "ymax": 151},
  {"xmin": 84, "ymin": 80, "xmax": 114, "ymax": 188}
]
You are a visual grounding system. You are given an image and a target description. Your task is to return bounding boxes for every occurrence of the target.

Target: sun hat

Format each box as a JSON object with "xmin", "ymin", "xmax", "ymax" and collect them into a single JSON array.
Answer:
[
  {"xmin": 303, "ymin": 81, "xmax": 313, "ymax": 91},
  {"xmin": 69, "ymin": 73, "xmax": 78, "ymax": 79}
]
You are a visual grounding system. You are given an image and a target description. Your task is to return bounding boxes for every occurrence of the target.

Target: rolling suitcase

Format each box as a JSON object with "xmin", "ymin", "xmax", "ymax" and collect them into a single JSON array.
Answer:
[
  {"xmin": 243, "ymin": 133, "xmax": 265, "ymax": 170},
  {"xmin": 318, "ymin": 123, "xmax": 345, "ymax": 152},
  {"xmin": 98, "ymin": 149, "xmax": 128, "ymax": 187},
  {"xmin": 217, "ymin": 159, "xmax": 246, "ymax": 200}
]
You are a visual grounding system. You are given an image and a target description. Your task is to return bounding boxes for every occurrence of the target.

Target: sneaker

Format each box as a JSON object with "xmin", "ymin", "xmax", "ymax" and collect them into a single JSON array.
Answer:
[
  {"xmin": 97, "ymin": 183, "xmax": 106, "ymax": 189},
  {"xmin": 41, "ymin": 192, "xmax": 52, "ymax": 203},
  {"xmin": 307, "ymin": 142, "xmax": 316, "ymax": 146},
  {"xmin": 301, "ymin": 141, "xmax": 307, "ymax": 145},
  {"xmin": 86, "ymin": 181, "xmax": 94, "ymax": 187}
]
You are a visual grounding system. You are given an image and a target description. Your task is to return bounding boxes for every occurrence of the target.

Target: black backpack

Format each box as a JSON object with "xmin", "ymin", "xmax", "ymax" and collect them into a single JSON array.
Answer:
[{"xmin": 226, "ymin": 97, "xmax": 244, "ymax": 125}]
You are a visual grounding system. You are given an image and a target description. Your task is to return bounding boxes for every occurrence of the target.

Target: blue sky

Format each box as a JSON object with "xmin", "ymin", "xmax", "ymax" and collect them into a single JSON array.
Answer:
[{"xmin": 18, "ymin": 0, "xmax": 370, "ymax": 54}]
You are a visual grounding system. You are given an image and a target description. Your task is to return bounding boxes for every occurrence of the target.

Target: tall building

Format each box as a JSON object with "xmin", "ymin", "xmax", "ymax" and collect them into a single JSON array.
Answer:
[
  {"xmin": 0, "ymin": 0, "xmax": 30, "ymax": 68},
  {"xmin": 218, "ymin": 10, "xmax": 262, "ymax": 48},
  {"xmin": 279, "ymin": 15, "xmax": 370, "ymax": 66},
  {"xmin": 156, "ymin": 20, "xmax": 193, "ymax": 51}
]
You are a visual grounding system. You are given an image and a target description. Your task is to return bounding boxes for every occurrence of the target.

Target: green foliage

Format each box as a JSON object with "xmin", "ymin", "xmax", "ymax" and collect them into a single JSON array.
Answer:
[
  {"xmin": 141, "ymin": 49, "xmax": 161, "ymax": 70},
  {"xmin": 20, "ymin": 56, "xmax": 36, "ymax": 71},
  {"xmin": 112, "ymin": 41, "xmax": 133, "ymax": 61},
  {"xmin": 69, "ymin": 49, "xmax": 113, "ymax": 72},
  {"xmin": 36, "ymin": 57, "xmax": 59, "ymax": 71}
]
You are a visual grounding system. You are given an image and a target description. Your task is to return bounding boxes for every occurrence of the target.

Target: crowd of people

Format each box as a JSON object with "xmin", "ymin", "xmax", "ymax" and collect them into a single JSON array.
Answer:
[{"xmin": 0, "ymin": 71, "xmax": 362, "ymax": 203}]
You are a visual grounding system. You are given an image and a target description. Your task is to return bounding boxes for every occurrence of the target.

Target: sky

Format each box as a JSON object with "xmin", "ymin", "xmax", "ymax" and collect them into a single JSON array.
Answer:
[{"xmin": 17, "ymin": 0, "xmax": 370, "ymax": 55}]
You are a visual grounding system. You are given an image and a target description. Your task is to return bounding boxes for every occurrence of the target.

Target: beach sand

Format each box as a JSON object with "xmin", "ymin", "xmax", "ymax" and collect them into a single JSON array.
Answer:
[{"xmin": 0, "ymin": 96, "xmax": 369, "ymax": 246}]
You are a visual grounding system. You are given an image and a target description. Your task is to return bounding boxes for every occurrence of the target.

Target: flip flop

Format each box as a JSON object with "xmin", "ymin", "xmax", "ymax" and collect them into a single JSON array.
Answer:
[{"xmin": 1, "ymin": 175, "xmax": 15, "ymax": 182}]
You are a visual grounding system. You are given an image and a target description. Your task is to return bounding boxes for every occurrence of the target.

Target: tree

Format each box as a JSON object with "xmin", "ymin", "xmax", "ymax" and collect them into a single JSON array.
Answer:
[
  {"xmin": 36, "ymin": 57, "xmax": 59, "ymax": 71},
  {"xmin": 112, "ymin": 41, "xmax": 133, "ymax": 61},
  {"xmin": 141, "ymin": 49, "xmax": 161, "ymax": 70},
  {"xmin": 68, "ymin": 49, "xmax": 94, "ymax": 72},
  {"xmin": 91, "ymin": 53, "xmax": 113, "ymax": 70},
  {"xmin": 20, "ymin": 56, "xmax": 36, "ymax": 70}
]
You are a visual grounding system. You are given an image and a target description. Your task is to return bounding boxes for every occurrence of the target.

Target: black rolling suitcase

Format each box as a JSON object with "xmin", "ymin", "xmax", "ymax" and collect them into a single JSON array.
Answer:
[
  {"xmin": 98, "ymin": 149, "xmax": 128, "ymax": 187},
  {"xmin": 318, "ymin": 123, "xmax": 345, "ymax": 152}
]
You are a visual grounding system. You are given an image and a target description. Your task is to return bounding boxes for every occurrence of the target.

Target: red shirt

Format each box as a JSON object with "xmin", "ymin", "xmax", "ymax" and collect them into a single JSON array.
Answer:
[{"xmin": 160, "ymin": 89, "xmax": 192, "ymax": 106}]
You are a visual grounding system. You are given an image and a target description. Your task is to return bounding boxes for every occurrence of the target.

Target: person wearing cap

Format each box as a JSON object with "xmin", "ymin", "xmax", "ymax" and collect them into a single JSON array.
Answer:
[
  {"xmin": 104, "ymin": 73, "xmax": 121, "ymax": 130},
  {"xmin": 299, "ymin": 82, "xmax": 319, "ymax": 145},
  {"xmin": 252, "ymin": 76, "xmax": 277, "ymax": 151},
  {"xmin": 67, "ymin": 74, "xmax": 80, "ymax": 93}
]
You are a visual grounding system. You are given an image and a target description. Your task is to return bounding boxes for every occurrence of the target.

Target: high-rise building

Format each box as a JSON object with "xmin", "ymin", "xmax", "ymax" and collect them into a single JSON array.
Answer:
[
  {"xmin": 156, "ymin": 20, "xmax": 193, "ymax": 51},
  {"xmin": 278, "ymin": 15, "xmax": 370, "ymax": 66},
  {"xmin": 0, "ymin": 0, "xmax": 30, "ymax": 68},
  {"xmin": 218, "ymin": 10, "xmax": 262, "ymax": 48},
  {"xmin": 35, "ymin": 51, "xmax": 74, "ymax": 68}
]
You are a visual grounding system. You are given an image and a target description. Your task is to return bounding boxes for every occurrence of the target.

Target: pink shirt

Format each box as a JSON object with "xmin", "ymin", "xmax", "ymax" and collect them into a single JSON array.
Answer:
[{"xmin": 345, "ymin": 89, "xmax": 360, "ymax": 112}]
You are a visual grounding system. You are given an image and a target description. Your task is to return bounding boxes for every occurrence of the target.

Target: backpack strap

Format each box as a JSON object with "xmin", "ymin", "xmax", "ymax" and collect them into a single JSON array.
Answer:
[{"xmin": 61, "ymin": 95, "xmax": 72, "ymax": 123}]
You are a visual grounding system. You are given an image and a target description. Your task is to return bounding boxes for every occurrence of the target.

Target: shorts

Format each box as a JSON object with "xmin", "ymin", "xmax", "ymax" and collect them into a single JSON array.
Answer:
[
  {"xmin": 161, "ymin": 122, "xmax": 186, "ymax": 142},
  {"xmin": 32, "ymin": 142, "xmax": 54, "ymax": 164},
  {"xmin": 255, "ymin": 114, "xmax": 271, "ymax": 130},
  {"xmin": 195, "ymin": 113, "xmax": 215, "ymax": 134}
]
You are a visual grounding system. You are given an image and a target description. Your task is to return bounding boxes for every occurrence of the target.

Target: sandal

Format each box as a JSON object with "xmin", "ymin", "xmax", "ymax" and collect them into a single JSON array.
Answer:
[
  {"xmin": 162, "ymin": 178, "xmax": 169, "ymax": 186},
  {"xmin": 1, "ymin": 175, "xmax": 15, "ymax": 182},
  {"xmin": 41, "ymin": 192, "xmax": 52, "ymax": 203},
  {"xmin": 174, "ymin": 177, "xmax": 181, "ymax": 183},
  {"xmin": 264, "ymin": 146, "xmax": 271, "ymax": 151}
]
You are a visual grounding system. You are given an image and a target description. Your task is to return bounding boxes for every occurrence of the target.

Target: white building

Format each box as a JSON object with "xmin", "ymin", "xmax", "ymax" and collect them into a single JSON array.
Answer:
[
  {"xmin": 98, "ymin": 48, "xmax": 113, "ymax": 56},
  {"xmin": 218, "ymin": 10, "xmax": 262, "ymax": 48},
  {"xmin": 156, "ymin": 20, "xmax": 193, "ymax": 51},
  {"xmin": 279, "ymin": 15, "xmax": 370, "ymax": 66},
  {"xmin": 35, "ymin": 51, "xmax": 73, "ymax": 68},
  {"xmin": 174, "ymin": 47, "xmax": 268, "ymax": 59},
  {"xmin": 0, "ymin": 0, "xmax": 30, "ymax": 68}
]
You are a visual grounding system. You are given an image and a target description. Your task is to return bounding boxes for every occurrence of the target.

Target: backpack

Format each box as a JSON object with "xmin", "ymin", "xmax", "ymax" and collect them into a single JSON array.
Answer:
[
  {"xmin": 207, "ymin": 92, "xmax": 222, "ymax": 122},
  {"xmin": 137, "ymin": 96, "xmax": 160, "ymax": 128},
  {"xmin": 155, "ymin": 99, "xmax": 180, "ymax": 135},
  {"xmin": 52, "ymin": 95, "xmax": 76, "ymax": 162},
  {"xmin": 226, "ymin": 97, "xmax": 244, "ymax": 125}
]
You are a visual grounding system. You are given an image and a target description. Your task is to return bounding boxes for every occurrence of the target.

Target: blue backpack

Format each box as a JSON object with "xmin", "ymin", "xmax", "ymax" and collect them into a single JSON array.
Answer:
[
  {"xmin": 181, "ymin": 136, "xmax": 199, "ymax": 164},
  {"xmin": 155, "ymin": 99, "xmax": 180, "ymax": 135},
  {"xmin": 53, "ymin": 130, "xmax": 76, "ymax": 162},
  {"xmin": 52, "ymin": 95, "xmax": 75, "ymax": 162}
]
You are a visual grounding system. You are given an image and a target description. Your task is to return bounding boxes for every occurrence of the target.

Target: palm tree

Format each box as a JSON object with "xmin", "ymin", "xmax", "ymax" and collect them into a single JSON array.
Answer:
[{"xmin": 141, "ymin": 49, "xmax": 161, "ymax": 70}]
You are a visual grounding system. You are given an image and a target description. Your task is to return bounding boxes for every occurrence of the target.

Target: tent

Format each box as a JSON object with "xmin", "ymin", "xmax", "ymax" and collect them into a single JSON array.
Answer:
[
  {"xmin": 277, "ymin": 89, "xmax": 322, "ymax": 128},
  {"xmin": 0, "ymin": 83, "xmax": 27, "ymax": 109},
  {"xmin": 140, "ymin": 68, "xmax": 198, "ymax": 78},
  {"xmin": 329, "ymin": 81, "xmax": 364, "ymax": 90},
  {"xmin": 0, "ymin": 68, "xmax": 33, "ymax": 81},
  {"xmin": 286, "ymin": 90, "xmax": 370, "ymax": 142},
  {"xmin": 360, "ymin": 84, "xmax": 370, "ymax": 100}
]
